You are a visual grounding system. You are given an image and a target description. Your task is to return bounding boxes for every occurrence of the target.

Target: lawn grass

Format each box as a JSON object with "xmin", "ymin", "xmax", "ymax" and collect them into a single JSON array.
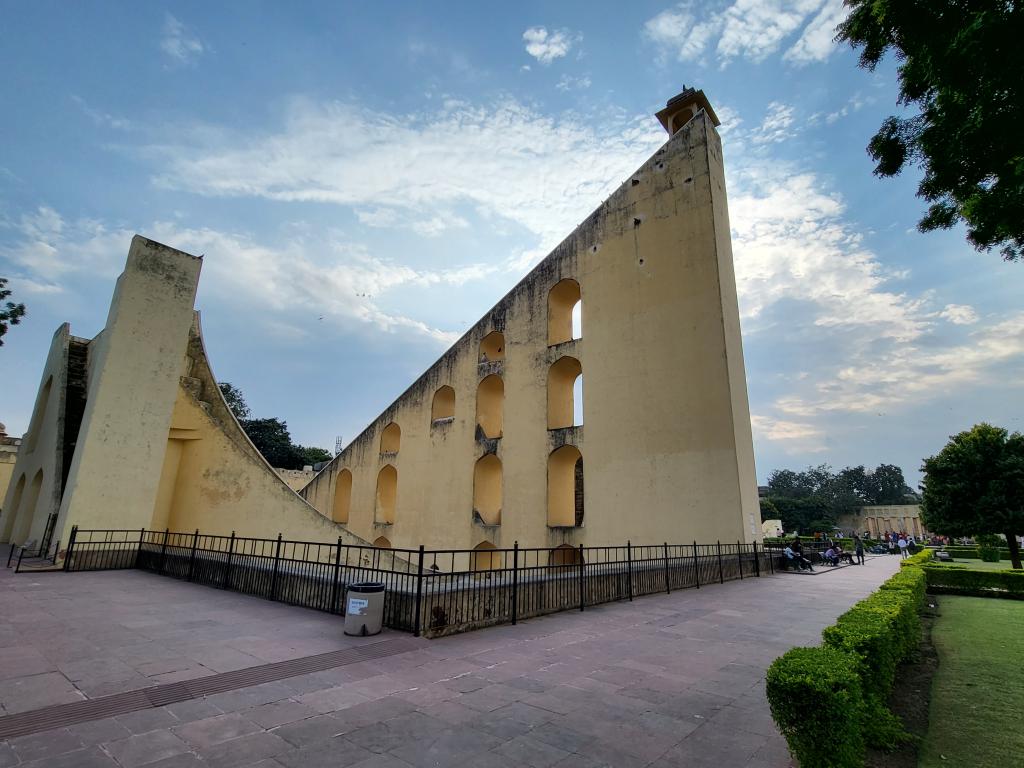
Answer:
[
  {"xmin": 918, "ymin": 596, "xmax": 1024, "ymax": 767},
  {"xmin": 943, "ymin": 558, "xmax": 1018, "ymax": 571}
]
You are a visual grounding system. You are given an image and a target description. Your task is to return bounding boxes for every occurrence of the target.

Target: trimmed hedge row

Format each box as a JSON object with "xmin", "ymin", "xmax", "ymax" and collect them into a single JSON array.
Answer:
[
  {"xmin": 766, "ymin": 555, "xmax": 928, "ymax": 767},
  {"xmin": 922, "ymin": 564, "xmax": 1024, "ymax": 598},
  {"xmin": 929, "ymin": 545, "xmax": 1015, "ymax": 560}
]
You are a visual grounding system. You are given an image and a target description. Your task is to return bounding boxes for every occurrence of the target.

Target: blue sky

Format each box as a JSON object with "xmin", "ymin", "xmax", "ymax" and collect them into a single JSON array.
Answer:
[{"xmin": 2, "ymin": 1, "xmax": 1022, "ymax": 485}]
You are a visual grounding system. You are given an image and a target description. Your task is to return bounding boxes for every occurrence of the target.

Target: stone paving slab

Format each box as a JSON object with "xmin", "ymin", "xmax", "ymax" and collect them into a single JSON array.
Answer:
[{"xmin": 0, "ymin": 550, "xmax": 901, "ymax": 766}]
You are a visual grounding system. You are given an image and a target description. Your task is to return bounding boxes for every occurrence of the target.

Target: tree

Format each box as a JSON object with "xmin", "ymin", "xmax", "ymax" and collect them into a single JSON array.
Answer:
[
  {"xmin": 0, "ymin": 277, "xmax": 26, "ymax": 347},
  {"xmin": 218, "ymin": 382, "xmax": 251, "ymax": 420},
  {"xmin": 837, "ymin": 0, "xmax": 1024, "ymax": 261},
  {"xmin": 296, "ymin": 445, "xmax": 332, "ymax": 466},
  {"xmin": 920, "ymin": 423, "xmax": 1023, "ymax": 569},
  {"xmin": 240, "ymin": 417, "xmax": 303, "ymax": 469}
]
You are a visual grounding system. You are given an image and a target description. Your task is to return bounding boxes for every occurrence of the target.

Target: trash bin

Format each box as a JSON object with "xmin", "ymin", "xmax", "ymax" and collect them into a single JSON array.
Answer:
[{"xmin": 344, "ymin": 582, "xmax": 385, "ymax": 636}]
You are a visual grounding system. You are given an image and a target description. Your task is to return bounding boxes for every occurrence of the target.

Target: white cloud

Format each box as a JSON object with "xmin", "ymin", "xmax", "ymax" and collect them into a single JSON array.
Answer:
[
  {"xmin": 0, "ymin": 207, "xmax": 498, "ymax": 345},
  {"xmin": 751, "ymin": 415, "xmax": 827, "ymax": 453},
  {"xmin": 750, "ymin": 102, "xmax": 796, "ymax": 144},
  {"xmin": 645, "ymin": 0, "xmax": 845, "ymax": 66},
  {"xmin": 555, "ymin": 74, "xmax": 592, "ymax": 91},
  {"xmin": 160, "ymin": 14, "xmax": 204, "ymax": 67},
  {"xmin": 146, "ymin": 97, "xmax": 666, "ymax": 264},
  {"xmin": 784, "ymin": 0, "xmax": 850, "ymax": 64},
  {"xmin": 71, "ymin": 96, "xmax": 132, "ymax": 131},
  {"xmin": 522, "ymin": 27, "xmax": 575, "ymax": 64},
  {"xmin": 938, "ymin": 304, "xmax": 979, "ymax": 325},
  {"xmin": 643, "ymin": 5, "xmax": 722, "ymax": 62}
]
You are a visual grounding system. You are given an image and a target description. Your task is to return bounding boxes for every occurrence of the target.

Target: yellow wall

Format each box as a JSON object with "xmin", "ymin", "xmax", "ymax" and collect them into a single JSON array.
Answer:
[{"xmin": 302, "ymin": 102, "xmax": 760, "ymax": 550}]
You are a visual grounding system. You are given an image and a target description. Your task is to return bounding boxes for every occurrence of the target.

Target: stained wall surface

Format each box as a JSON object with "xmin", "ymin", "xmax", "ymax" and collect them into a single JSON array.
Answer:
[{"xmin": 301, "ymin": 105, "xmax": 761, "ymax": 551}]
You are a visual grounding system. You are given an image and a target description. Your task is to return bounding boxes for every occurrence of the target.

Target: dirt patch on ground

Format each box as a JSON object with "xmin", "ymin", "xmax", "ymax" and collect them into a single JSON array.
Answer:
[{"xmin": 865, "ymin": 597, "xmax": 940, "ymax": 768}]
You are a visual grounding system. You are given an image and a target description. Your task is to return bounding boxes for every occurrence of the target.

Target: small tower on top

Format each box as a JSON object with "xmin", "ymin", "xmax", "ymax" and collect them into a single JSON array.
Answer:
[{"xmin": 655, "ymin": 86, "xmax": 721, "ymax": 136}]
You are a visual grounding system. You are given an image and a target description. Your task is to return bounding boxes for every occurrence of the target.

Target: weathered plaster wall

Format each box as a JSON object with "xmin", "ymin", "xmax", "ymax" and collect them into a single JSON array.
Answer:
[
  {"xmin": 0, "ymin": 324, "xmax": 69, "ymax": 545},
  {"xmin": 0, "ymin": 434, "xmax": 21, "ymax": 516},
  {"xmin": 302, "ymin": 106, "xmax": 759, "ymax": 550},
  {"xmin": 57, "ymin": 237, "xmax": 203, "ymax": 546}
]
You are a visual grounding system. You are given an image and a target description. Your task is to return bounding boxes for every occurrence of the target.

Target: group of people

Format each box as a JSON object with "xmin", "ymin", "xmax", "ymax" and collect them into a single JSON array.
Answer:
[
  {"xmin": 782, "ymin": 534, "xmax": 867, "ymax": 571},
  {"xmin": 878, "ymin": 530, "xmax": 915, "ymax": 559}
]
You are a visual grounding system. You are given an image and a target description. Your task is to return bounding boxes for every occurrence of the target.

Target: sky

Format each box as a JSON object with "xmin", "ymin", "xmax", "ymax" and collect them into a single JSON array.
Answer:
[{"xmin": 1, "ymin": 1, "xmax": 1022, "ymax": 487}]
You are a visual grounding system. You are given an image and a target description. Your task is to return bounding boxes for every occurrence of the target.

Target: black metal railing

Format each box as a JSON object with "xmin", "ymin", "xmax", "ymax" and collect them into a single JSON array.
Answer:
[{"xmin": 61, "ymin": 527, "xmax": 774, "ymax": 637}]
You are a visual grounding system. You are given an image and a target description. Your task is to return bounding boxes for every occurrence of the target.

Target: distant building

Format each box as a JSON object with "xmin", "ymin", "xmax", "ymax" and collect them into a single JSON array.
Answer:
[
  {"xmin": 839, "ymin": 505, "xmax": 927, "ymax": 538},
  {"xmin": 0, "ymin": 424, "xmax": 22, "ymax": 516}
]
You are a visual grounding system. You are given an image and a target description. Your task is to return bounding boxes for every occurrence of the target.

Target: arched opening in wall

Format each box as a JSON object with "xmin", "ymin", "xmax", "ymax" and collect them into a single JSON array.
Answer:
[
  {"xmin": 472, "ymin": 454, "xmax": 502, "ymax": 525},
  {"xmin": 380, "ymin": 422, "xmax": 400, "ymax": 454},
  {"xmin": 375, "ymin": 464, "xmax": 397, "ymax": 524},
  {"xmin": 471, "ymin": 540, "xmax": 501, "ymax": 572},
  {"xmin": 13, "ymin": 470, "xmax": 43, "ymax": 544},
  {"xmin": 548, "ymin": 543, "xmax": 583, "ymax": 566},
  {"xmin": 479, "ymin": 331, "xmax": 505, "ymax": 363},
  {"xmin": 547, "ymin": 445, "xmax": 583, "ymax": 528},
  {"xmin": 573, "ymin": 373, "xmax": 584, "ymax": 427},
  {"xmin": 548, "ymin": 279, "xmax": 581, "ymax": 346},
  {"xmin": 333, "ymin": 469, "xmax": 352, "ymax": 524},
  {"xmin": 476, "ymin": 375, "xmax": 504, "ymax": 439},
  {"xmin": 431, "ymin": 386, "xmax": 455, "ymax": 423},
  {"xmin": 1, "ymin": 474, "xmax": 26, "ymax": 541},
  {"xmin": 547, "ymin": 357, "xmax": 582, "ymax": 429},
  {"xmin": 25, "ymin": 376, "xmax": 53, "ymax": 454},
  {"xmin": 373, "ymin": 536, "xmax": 392, "ymax": 549}
]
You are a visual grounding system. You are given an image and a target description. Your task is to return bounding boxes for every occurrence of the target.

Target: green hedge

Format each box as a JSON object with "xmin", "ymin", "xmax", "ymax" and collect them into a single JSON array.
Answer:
[
  {"xmin": 767, "ymin": 559, "xmax": 927, "ymax": 761},
  {"xmin": 922, "ymin": 565, "xmax": 1024, "ymax": 598},
  {"xmin": 766, "ymin": 646, "xmax": 866, "ymax": 768},
  {"xmin": 929, "ymin": 546, "xmax": 1015, "ymax": 560}
]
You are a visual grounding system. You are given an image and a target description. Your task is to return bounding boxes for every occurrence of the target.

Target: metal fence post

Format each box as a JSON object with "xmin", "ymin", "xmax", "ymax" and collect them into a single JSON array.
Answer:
[
  {"xmin": 414, "ymin": 545, "xmax": 425, "ymax": 637},
  {"xmin": 329, "ymin": 537, "xmax": 342, "ymax": 613},
  {"xmin": 578, "ymin": 544, "xmax": 586, "ymax": 611},
  {"xmin": 512, "ymin": 541, "xmax": 520, "ymax": 624},
  {"xmin": 224, "ymin": 531, "xmax": 236, "ymax": 590},
  {"xmin": 270, "ymin": 533, "xmax": 283, "ymax": 600},
  {"xmin": 134, "ymin": 528, "xmax": 145, "ymax": 568},
  {"xmin": 769, "ymin": 542, "xmax": 775, "ymax": 574},
  {"xmin": 15, "ymin": 547, "xmax": 25, "ymax": 573},
  {"xmin": 737, "ymin": 540, "xmax": 743, "ymax": 579},
  {"xmin": 187, "ymin": 529, "xmax": 199, "ymax": 582},
  {"xmin": 753, "ymin": 541, "xmax": 760, "ymax": 577},
  {"xmin": 63, "ymin": 525, "xmax": 78, "ymax": 572},
  {"xmin": 159, "ymin": 528, "xmax": 169, "ymax": 574},
  {"xmin": 663, "ymin": 542, "xmax": 671, "ymax": 594},
  {"xmin": 626, "ymin": 541, "xmax": 633, "ymax": 601},
  {"xmin": 717, "ymin": 540, "xmax": 724, "ymax": 584},
  {"xmin": 693, "ymin": 540, "xmax": 700, "ymax": 589}
]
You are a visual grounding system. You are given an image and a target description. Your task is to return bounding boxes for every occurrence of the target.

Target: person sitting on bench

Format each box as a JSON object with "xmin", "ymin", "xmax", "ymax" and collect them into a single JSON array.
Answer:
[
  {"xmin": 783, "ymin": 544, "xmax": 814, "ymax": 571},
  {"xmin": 823, "ymin": 546, "xmax": 840, "ymax": 566}
]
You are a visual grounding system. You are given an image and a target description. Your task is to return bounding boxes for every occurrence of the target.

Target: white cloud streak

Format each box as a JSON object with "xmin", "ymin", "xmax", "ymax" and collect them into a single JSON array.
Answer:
[
  {"xmin": 522, "ymin": 27, "xmax": 576, "ymax": 64},
  {"xmin": 160, "ymin": 14, "xmax": 204, "ymax": 67}
]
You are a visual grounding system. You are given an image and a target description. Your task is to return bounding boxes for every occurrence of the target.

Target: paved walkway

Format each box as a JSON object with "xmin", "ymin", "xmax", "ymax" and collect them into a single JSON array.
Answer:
[{"xmin": 0, "ymin": 552, "xmax": 900, "ymax": 767}]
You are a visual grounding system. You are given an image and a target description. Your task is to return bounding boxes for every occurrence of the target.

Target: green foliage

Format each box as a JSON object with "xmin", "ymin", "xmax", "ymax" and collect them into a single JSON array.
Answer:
[
  {"xmin": 935, "ymin": 545, "xmax": 1015, "ymax": 560},
  {"xmin": 923, "ymin": 564, "xmax": 1024, "ymax": 598},
  {"xmin": 920, "ymin": 423, "xmax": 1024, "ymax": 569},
  {"xmin": 218, "ymin": 382, "xmax": 251, "ymax": 420},
  {"xmin": 837, "ymin": 0, "xmax": 1024, "ymax": 261},
  {"xmin": 219, "ymin": 382, "xmax": 332, "ymax": 471},
  {"xmin": 768, "ymin": 562, "xmax": 928, "ymax": 756},
  {"xmin": 0, "ymin": 277, "xmax": 27, "ymax": 347},
  {"xmin": 759, "ymin": 497, "xmax": 779, "ymax": 523},
  {"xmin": 979, "ymin": 546, "xmax": 1001, "ymax": 562},
  {"xmin": 766, "ymin": 646, "xmax": 866, "ymax": 768},
  {"xmin": 764, "ymin": 463, "xmax": 915, "ymax": 533},
  {"xmin": 902, "ymin": 548, "xmax": 935, "ymax": 568}
]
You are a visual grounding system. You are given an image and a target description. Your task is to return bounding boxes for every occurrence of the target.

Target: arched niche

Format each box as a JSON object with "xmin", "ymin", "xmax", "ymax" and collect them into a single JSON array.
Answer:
[
  {"xmin": 373, "ymin": 536, "xmax": 392, "ymax": 548},
  {"xmin": 13, "ymin": 469, "xmax": 43, "ymax": 543},
  {"xmin": 380, "ymin": 422, "xmax": 400, "ymax": 454},
  {"xmin": 26, "ymin": 376, "xmax": 53, "ymax": 454},
  {"xmin": 431, "ymin": 386, "xmax": 455, "ymax": 423},
  {"xmin": 1, "ymin": 474, "xmax": 26, "ymax": 541},
  {"xmin": 333, "ymin": 468, "xmax": 352, "ymax": 524},
  {"xmin": 548, "ymin": 544, "xmax": 584, "ymax": 566},
  {"xmin": 471, "ymin": 540, "xmax": 501, "ymax": 572},
  {"xmin": 548, "ymin": 279, "xmax": 581, "ymax": 346},
  {"xmin": 476, "ymin": 375, "xmax": 504, "ymax": 439},
  {"xmin": 479, "ymin": 331, "xmax": 505, "ymax": 362},
  {"xmin": 547, "ymin": 445, "xmax": 583, "ymax": 528},
  {"xmin": 375, "ymin": 464, "xmax": 397, "ymax": 524},
  {"xmin": 547, "ymin": 356, "xmax": 582, "ymax": 429},
  {"xmin": 473, "ymin": 454, "xmax": 502, "ymax": 525}
]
